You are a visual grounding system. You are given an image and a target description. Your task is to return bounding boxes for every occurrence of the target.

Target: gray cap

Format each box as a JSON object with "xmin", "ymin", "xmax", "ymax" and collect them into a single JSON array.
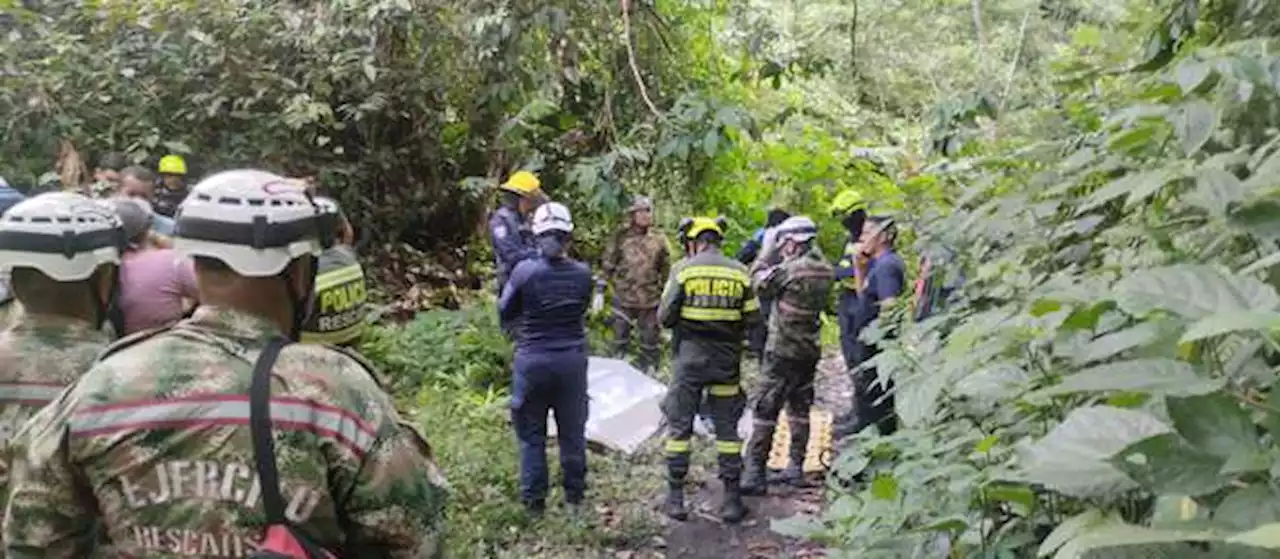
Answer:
[{"xmin": 110, "ymin": 198, "xmax": 153, "ymax": 242}]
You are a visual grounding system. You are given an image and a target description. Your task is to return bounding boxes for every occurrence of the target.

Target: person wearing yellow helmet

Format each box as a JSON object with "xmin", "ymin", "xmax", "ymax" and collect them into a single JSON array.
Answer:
[
  {"xmin": 658, "ymin": 215, "xmax": 758, "ymax": 524},
  {"xmin": 830, "ymin": 189, "xmax": 870, "ymax": 393},
  {"xmin": 153, "ymin": 154, "xmax": 188, "ymax": 218},
  {"xmin": 489, "ymin": 170, "xmax": 548, "ymax": 294}
]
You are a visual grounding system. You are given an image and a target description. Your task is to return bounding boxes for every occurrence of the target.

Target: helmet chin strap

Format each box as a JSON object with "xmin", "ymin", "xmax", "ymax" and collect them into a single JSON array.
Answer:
[
  {"xmin": 88, "ymin": 268, "xmax": 125, "ymax": 339},
  {"xmin": 281, "ymin": 257, "xmax": 318, "ymax": 342}
]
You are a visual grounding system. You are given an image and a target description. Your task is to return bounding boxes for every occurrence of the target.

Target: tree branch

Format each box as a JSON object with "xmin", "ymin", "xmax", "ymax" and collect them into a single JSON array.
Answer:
[
  {"xmin": 998, "ymin": 5, "xmax": 1034, "ymax": 112},
  {"xmin": 621, "ymin": 0, "xmax": 662, "ymax": 119}
]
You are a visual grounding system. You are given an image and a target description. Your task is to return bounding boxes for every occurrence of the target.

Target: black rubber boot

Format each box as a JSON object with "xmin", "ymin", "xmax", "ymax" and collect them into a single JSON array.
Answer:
[
  {"xmin": 768, "ymin": 462, "xmax": 805, "ymax": 486},
  {"xmin": 740, "ymin": 459, "xmax": 767, "ymax": 496},
  {"xmin": 720, "ymin": 484, "xmax": 748, "ymax": 524},
  {"xmin": 663, "ymin": 484, "xmax": 688, "ymax": 521}
]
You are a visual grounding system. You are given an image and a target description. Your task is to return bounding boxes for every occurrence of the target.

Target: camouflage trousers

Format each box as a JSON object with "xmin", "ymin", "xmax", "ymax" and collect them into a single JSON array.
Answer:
[
  {"xmin": 610, "ymin": 305, "xmax": 660, "ymax": 373},
  {"xmin": 745, "ymin": 351, "xmax": 818, "ymax": 470},
  {"xmin": 662, "ymin": 345, "xmax": 745, "ymax": 486}
]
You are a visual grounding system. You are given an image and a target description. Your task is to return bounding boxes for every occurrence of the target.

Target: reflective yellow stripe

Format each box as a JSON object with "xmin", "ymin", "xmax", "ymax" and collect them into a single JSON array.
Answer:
[
  {"xmin": 300, "ymin": 322, "xmax": 365, "ymax": 345},
  {"xmin": 708, "ymin": 384, "xmax": 740, "ymax": 397},
  {"xmin": 665, "ymin": 439, "xmax": 691, "ymax": 453},
  {"xmin": 716, "ymin": 440, "xmax": 743, "ymax": 454},
  {"xmin": 743, "ymin": 297, "xmax": 760, "ymax": 313},
  {"xmin": 677, "ymin": 265, "xmax": 749, "ymax": 285},
  {"xmin": 681, "ymin": 307, "xmax": 742, "ymax": 321},
  {"xmin": 315, "ymin": 264, "xmax": 364, "ymax": 291}
]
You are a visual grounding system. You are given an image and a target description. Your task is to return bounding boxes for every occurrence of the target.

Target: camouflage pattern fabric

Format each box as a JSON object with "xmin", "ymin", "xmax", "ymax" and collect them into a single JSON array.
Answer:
[
  {"xmin": 601, "ymin": 228, "xmax": 670, "ymax": 309},
  {"xmin": 88, "ymin": 180, "xmax": 116, "ymax": 199},
  {"xmin": 3, "ymin": 306, "xmax": 448, "ymax": 558},
  {"xmin": 744, "ymin": 245, "xmax": 833, "ymax": 474},
  {"xmin": 756, "ymin": 245, "xmax": 834, "ymax": 361},
  {"xmin": 0, "ymin": 312, "xmax": 111, "ymax": 531}
]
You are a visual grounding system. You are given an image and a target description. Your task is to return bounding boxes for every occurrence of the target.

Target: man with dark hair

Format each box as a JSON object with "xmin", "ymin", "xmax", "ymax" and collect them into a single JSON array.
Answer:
[
  {"xmin": 117, "ymin": 166, "xmax": 176, "ymax": 237},
  {"xmin": 836, "ymin": 215, "xmax": 906, "ymax": 439},
  {"xmin": 89, "ymin": 152, "xmax": 129, "ymax": 198}
]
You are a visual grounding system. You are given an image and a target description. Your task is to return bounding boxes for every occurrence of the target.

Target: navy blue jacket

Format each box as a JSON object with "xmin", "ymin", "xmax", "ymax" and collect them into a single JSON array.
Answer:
[
  {"xmin": 489, "ymin": 205, "xmax": 537, "ymax": 292},
  {"xmin": 499, "ymin": 256, "xmax": 594, "ymax": 353}
]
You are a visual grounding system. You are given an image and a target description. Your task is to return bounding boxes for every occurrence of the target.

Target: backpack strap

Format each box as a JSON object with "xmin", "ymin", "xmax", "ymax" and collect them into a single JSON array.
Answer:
[{"xmin": 249, "ymin": 338, "xmax": 291, "ymax": 524}]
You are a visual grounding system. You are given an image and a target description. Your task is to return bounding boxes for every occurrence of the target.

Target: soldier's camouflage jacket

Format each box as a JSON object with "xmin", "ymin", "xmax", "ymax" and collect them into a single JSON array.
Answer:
[
  {"xmin": 602, "ymin": 227, "xmax": 671, "ymax": 309},
  {"xmin": 3, "ymin": 306, "xmax": 448, "ymax": 558},
  {"xmin": 755, "ymin": 246, "xmax": 835, "ymax": 361},
  {"xmin": 0, "ymin": 312, "xmax": 111, "ymax": 531}
]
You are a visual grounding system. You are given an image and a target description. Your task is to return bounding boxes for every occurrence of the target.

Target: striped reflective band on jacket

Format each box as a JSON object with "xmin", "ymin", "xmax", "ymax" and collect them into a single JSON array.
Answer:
[
  {"xmin": 69, "ymin": 394, "xmax": 378, "ymax": 456},
  {"xmin": 676, "ymin": 265, "xmax": 757, "ymax": 321},
  {"xmin": 838, "ymin": 242, "xmax": 859, "ymax": 291},
  {"xmin": 0, "ymin": 382, "xmax": 66, "ymax": 406}
]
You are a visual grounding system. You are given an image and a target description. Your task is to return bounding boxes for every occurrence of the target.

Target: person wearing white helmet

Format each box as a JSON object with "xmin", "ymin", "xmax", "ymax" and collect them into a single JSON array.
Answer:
[
  {"xmin": 498, "ymin": 201, "xmax": 594, "ymax": 515},
  {"xmin": 5, "ymin": 170, "xmax": 448, "ymax": 558},
  {"xmin": 740, "ymin": 216, "xmax": 835, "ymax": 495},
  {"xmin": 0, "ymin": 192, "xmax": 124, "ymax": 529}
]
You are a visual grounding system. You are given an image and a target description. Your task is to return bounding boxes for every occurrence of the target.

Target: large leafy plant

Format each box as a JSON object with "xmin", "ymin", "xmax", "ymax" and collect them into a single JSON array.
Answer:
[{"xmin": 786, "ymin": 12, "xmax": 1280, "ymax": 559}]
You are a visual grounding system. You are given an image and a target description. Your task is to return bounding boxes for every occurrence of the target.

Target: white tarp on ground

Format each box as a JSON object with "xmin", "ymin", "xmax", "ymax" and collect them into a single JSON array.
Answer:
[
  {"xmin": 547, "ymin": 357, "xmax": 667, "ymax": 455},
  {"xmin": 547, "ymin": 357, "xmax": 830, "ymax": 468}
]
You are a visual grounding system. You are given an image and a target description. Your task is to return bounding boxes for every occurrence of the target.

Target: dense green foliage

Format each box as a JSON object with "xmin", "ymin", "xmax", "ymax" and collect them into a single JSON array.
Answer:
[
  {"xmin": 784, "ymin": 2, "xmax": 1280, "ymax": 558},
  {"xmin": 11, "ymin": 0, "xmax": 1280, "ymax": 557}
]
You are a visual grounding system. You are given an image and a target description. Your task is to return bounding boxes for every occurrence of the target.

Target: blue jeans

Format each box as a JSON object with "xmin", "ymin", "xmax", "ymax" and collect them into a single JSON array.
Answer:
[{"xmin": 511, "ymin": 347, "xmax": 589, "ymax": 505}]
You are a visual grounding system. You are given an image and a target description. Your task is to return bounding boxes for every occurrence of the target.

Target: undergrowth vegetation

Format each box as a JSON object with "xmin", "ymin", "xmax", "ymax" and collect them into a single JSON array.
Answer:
[{"xmin": 785, "ymin": 3, "xmax": 1280, "ymax": 558}]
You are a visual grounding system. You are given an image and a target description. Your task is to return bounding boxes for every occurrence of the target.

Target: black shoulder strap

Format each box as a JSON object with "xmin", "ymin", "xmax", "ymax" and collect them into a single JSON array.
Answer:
[{"xmin": 249, "ymin": 337, "xmax": 291, "ymax": 523}]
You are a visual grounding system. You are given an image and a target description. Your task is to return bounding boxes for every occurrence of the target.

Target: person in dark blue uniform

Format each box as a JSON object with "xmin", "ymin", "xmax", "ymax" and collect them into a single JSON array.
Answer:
[
  {"xmin": 498, "ymin": 202, "xmax": 594, "ymax": 515},
  {"xmin": 836, "ymin": 214, "xmax": 906, "ymax": 439},
  {"xmin": 489, "ymin": 170, "xmax": 546, "ymax": 293}
]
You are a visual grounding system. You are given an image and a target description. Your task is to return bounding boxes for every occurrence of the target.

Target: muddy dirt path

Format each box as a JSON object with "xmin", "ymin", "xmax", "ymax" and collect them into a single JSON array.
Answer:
[{"xmin": 636, "ymin": 350, "xmax": 851, "ymax": 559}]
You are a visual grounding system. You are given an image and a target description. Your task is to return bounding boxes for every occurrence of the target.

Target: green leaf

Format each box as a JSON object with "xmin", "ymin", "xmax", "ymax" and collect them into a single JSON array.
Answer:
[
  {"xmin": 1107, "ymin": 125, "xmax": 1159, "ymax": 154},
  {"xmin": 1170, "ymin": 100, "xmax": 1219, "ymax": 156},
  {"xmin": 1188, "ymin": 167, "xmax": 1247, "ymax": 218},
  {"xmin": 870, "ymin": 473, "xmax": 898, "ymax": 500},
  {"xmin": 701, "ymin": 131, "xmax": 719, "ymax": 157},
  {"xmin": 1110, "ymin": 433, "xmax": 1232, "ymax": 496},
  {"xmin": 1031, "ymin": 358, "xmax": 1221, "ymax": 398},
  {"xmin": 1055, "ymin": 522, "xmax": 1224, "ymax": 558},
  {"xmin": 1244, "ymin": 148, "xmax": 1280, "ymax": 191},
  {"xmin": 1038, "ymin": 509, "xmax": 1112, "ymax": 557},
  {"xmin": 1175, "ymin": 59, "xmax": 1212, "ymax": 94},
  {"xmin": 1180, "ymin": 311, "xmax": 1280, "ymax": 343},
  {"xmin": 1215, "ymin": 485, "xmax": 1280, "ymax": 531},
  {"xmin": 1115, "ymin": 265, "xmax": 1280, "ymax": 320},
  {"xmin": 1227, "ymin": 523, "xmax": 1280, "ymax": 549},
  {"xmin": 1080, "ymin": 169, "xmax": 1170, "ymax": 212},
  {"xmin": 1073, "ymin": 323, "xmax": 1161, "ymax": 365},
  {"xmin": 1240, "ymin": 251, "xmax": 1280, "ymax": 276},
  {"xmin": 1266, "ymin": 378, "xmax": 1280, "ymax": 440},
  {"xmin": 1168, "ymin": 391, "xmax": 1260, "ymax": 458},
  {"xmin": 1150, "ymin": 495, "xmax": 1205, "ymax": 526},
  {"xmin": 1019, "ymin": 406, "xmax": 1171, "ymax": 498}
]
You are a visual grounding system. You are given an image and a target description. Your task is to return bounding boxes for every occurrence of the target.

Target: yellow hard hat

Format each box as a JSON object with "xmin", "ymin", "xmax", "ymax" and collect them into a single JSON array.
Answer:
[
  {"xmin": 158, "ymin": 155, "xmax": 188, "ymax": 176},
  {"xmin": 684, "ymin": 216, "xmax": 725, "ymax": 240},
  {"xmin": 500, "ymin": 170, "xmax": 542, "ymax": 195},
  {"xmin": 829, "ymin": 189, "xmax": 866, "ymax": 215}
]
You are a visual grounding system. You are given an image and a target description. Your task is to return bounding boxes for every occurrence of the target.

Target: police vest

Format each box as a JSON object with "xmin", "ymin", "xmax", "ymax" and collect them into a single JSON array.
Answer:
[
  {"xmin": 676, "ymin": 264, "xmax": 758, "ymax": 323},
  {"xmin": 300, "ymin": 247, "xmax": 368, "ymax": 345},
  {"xmin": 837, "ymin": 241, "xmax": 860, "ymax": 291}
]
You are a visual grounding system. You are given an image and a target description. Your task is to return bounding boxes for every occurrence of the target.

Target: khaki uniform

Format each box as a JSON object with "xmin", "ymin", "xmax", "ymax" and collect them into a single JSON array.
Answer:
[
  {"xmin": 602, "ymin": 228, "xmax": 670, "ymax": 372},
  {"xmin": 744, "ymin": 247, "xmax": 834, "ymax": 476}
]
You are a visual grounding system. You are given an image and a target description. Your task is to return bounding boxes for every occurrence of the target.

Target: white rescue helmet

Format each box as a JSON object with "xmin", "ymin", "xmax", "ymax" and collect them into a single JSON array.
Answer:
[
  {"xmin": 0, "ymin": 192, "xmax": 124, "ymax": 282},
  {"xmin": 532, "ymin": 202, "xmax": 574, "ymax": 235},
  {"xmin": 776, "ymin": 215, "xmax": 818, "ymax": 243},
  {"xmin": 172, "ymin": 170, "xmax": 333, "ymax": 277}
]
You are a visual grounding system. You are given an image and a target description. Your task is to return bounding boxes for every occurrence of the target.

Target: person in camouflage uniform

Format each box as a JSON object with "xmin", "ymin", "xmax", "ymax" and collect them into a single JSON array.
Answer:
[
  {"xmin": 601, "ymin": 195, "xmax": 670, "ymax": 373},
  {"xmin": 659, "ymin": 217, "xmax": 759, "ymax": 523},
  {"xmin": 0, "ymin": 192, "xmax": 124, "ymax": 530},
  {"xmin": 741, "ymin": 216, "xmax": 834, "ymax": 495},
  {"xmin": 3, "ymin": 170, "xmax": 448, "ymax": 558}
]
